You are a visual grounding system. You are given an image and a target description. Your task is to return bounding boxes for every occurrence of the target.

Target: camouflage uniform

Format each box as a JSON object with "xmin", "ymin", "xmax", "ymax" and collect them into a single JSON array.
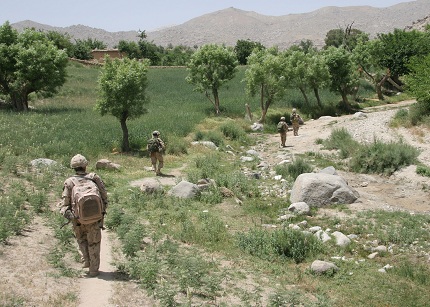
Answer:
[
  {"xmin": 277, "ymin": 117, "xmax": 288, "ymax": 147},
  {"xmin": 290, "ymin": 109, "xmax": 302, "ymax": 136},
  {"xmin": 148, "ymin": 131, "xmax": 165, "ymax": 175},
  {"xmin": 60, "ymin": 155, "xmax": 108, "ymax": 277}
]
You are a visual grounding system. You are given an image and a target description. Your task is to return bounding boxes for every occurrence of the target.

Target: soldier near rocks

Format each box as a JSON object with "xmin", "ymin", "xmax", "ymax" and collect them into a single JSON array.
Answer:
[
  {"xmin": 290, "ymin": 108, "xmax": 302, "ymax": 136},
  {"xmin": 59, "ymin": 154, "xmax": 108, "ymax": 277},
  {"xmin": 147, "ymin": 130, "xmax": 166, "ymax": 175},
  {"xmin": 277, "ymin": 116, "xmax": 289, "ymax": 148}
]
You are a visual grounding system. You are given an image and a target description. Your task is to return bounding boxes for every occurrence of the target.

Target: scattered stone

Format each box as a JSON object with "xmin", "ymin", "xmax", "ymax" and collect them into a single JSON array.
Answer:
[
  {"xmin": 191, "ymin": 141, "xmax": 218, "ymax": 149},
  {"xmin": 140, "ymin": 178, "xmax": 163, "ymax": 194},
  {"xmin": 332, "ymin": 231, "xmax": 351, "ymax": 247},
  {"xmin": 168, "ymin": 180, "xmax": 200, "ymax": 199},
  {"xmin": 309, "ymin": 226, "xmax": 322, "ymax": 233},
  {"xmin": 315, "ymin": 230, "xmax": 331, "ymax": 243},
  {"xmin": 310, "ymin": 260, "xmax": 339, "ymax": 275},
  {"xmin": 240, "ymin": 156, "xmax": 254, "ymax": 162},
  {"xmin": 250, "ymin": 123, "xmax": 264, "ymax": 131},
  {"xmin": 30, "ymin": 158, "xmax": 57, "ymax": 168},
  {"xmin": 288, "ymin": 202, "xmax": 311, "ymax": 215},
  {"xmin": 373, "ymin": 245, "xmax": 388, "ymax": 253},
  {"xmin": 319, "ymin": 166, "xmax": 337, "ymax": 175},
  {"xmin": 219, "ymin": 187, "xmax": 234, "ymax": 198},
  {"xmin": 368, "ymin": 252, "xmax": 379, "ymax": 259},
  {"xmin": 354, "ymin": 112, "xmax": 368, "ymax": 119},
  {"xmin": 96, "ymin": 159, "xmax": 121, "ymax": 171}
]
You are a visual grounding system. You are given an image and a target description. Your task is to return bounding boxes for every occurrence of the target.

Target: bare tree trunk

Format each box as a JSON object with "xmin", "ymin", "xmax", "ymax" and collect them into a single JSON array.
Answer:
[
  {"xmin": 120, "ymin": 116, "xmax": 130, "ymax": 152},
  {"xmin": 213, "ymin": 88, "xmax": 220, "ymax": 114},
  {"xmin": 376, "ymin": 75, "xmax": 389, "ymax": 100},
  {"xmin": 313, "ymin": 87, "xmax": 323, "ymax": 108},
  {"xmin": 11, "ymin": 93, "xmax": 28, "ymax": 111},
  {"xmin": 245, "ymin": 103, "xmax": 253, "ymax": 121},
  {"xmin": 299, "ymin": 87, "xmax": 309, "ymax": 105}
]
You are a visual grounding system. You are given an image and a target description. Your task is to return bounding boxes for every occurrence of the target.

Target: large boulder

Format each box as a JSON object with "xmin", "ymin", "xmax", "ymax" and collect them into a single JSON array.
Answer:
[
  {"xmin": 96, "ymin": 159, "xmax": 121, "ymax": 171},
  {"xmin": 290, "ymin": 173, "xmax": 359, "ymax": 207},
  {"xmin": 168, "ymin": 180, "xmax": 200, "ymax": 199}
]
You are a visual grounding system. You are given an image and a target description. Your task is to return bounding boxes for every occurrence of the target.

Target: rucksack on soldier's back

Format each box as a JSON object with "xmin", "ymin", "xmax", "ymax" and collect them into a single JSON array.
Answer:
[
  {"xmin": 277, "ymin": 122, "xmax": 286, "ymax": 132},
  {"xmin": 147, "ymin": 138, "xmax": 160, "ymax": 153},
  {"xmin": 70, "ymin": 174, "xmax": 103, "ymax": 225}
]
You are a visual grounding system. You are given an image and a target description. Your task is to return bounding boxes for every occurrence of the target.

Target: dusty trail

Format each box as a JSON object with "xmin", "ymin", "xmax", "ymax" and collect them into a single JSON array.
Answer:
[{"xmin": 78, "ymin": 231, "xmax": 116, "ymax": 306}]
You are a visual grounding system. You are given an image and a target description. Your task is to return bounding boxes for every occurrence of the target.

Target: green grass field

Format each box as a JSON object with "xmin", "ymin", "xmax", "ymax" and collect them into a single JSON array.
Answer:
[{"xmin": 1, "ymin": 61, "xmax": 428, "ymax": 306}]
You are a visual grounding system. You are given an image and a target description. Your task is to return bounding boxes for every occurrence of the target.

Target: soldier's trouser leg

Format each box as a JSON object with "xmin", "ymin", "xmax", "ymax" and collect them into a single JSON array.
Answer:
[
  {"xmin": 86, "ymin": 223, "xmax": 102, "ymax": 273},
  {"xmin": 155, "ymin": 152, "xmax": 164, "ymax": 173},
  {"xmin": 280, "ymin": 133, "xmax": 287, "ymax": 147},
  {"xmin": 150, "ymin": 153, "xmax": 157, "ymax": 171},
  {"xmin": 73, "ymin": 222, "xmax": 101, "ymax": 273}
]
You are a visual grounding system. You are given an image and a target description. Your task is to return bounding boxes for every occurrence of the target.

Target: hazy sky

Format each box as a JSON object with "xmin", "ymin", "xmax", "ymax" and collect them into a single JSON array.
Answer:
[{"xmin": 1, "ymin": 0, "xmax": 412, "ymax": 32}]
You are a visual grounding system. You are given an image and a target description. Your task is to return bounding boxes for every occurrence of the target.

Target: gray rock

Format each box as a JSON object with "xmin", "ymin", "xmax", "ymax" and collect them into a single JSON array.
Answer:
[
  {"xmin": 315, "ymin": 230, "xmax": 331, "ymax": 243},
  {"xmin": 140, "ymin": 178, "xmax": 163, "ymax": 194},
  {"xmin": 319, "ymin": 166, "xmax": 337, "ymax": 175},
  {"xmin": 168, "ymin": 180, "xmax": 200, "ymax": 199},
  {"xmin": 96, "ymin": 159, "xmax": 121, "ymax": 171},
  {"xmin": 250, "ymin": 123, "xmax": 264, "ymax": 131},
  {"xmin": 191, "ymin": 141, "xmax": 218, "ymax": 149},
  {"xmin": 332, "ymin": 231, "xmax": 351, "ymax": 247},
  {"xmin": 290, "ymin": 173, "xmax": 359, "ymax": 207},
  {"xmin": 310, "ymin": 260, "xmax": 339, "ymax": 275},
  {"xmin": 288, "ymin": 202, "xmax": 310, "ymax": 215},
  {"xmin": 30, "ymin": 158, "xmax": 57, "ymax": 168}
]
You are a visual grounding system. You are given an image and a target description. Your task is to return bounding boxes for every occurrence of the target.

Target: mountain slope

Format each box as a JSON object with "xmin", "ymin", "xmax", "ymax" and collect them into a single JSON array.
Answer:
[{"xmin": 11, "ymin": 0, "xmax": 430, "ymax": 49}]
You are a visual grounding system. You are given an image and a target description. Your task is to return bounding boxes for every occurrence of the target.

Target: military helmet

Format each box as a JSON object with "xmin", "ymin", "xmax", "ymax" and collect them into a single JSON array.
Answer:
[
  {"xmin": 152, "ymin": 130, "xmax": 160, "ymax": 136},
  {"xmin": 280, "ymin": 117, "xmax": 285, "ymax": 121},
  {"xmin": 70, "ymin": 154, "xmax": 88, "ymax": 168},
  {"xmin": 292, "ymin": 108, "xmax": 297, "ymax": 113}
]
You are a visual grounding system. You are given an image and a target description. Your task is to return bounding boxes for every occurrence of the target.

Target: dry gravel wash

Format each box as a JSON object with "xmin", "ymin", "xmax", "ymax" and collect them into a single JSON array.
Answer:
[
  {"xmin": 1, "ymin": 99, "xmax": 429, "ymax": 306},
  {"xmin": 259, "ymin": 99, "xmax": 430, "ymax": 214}
]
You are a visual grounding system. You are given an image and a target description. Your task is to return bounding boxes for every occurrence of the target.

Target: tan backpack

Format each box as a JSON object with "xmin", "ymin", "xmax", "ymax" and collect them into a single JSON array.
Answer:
[{"xmin": 69, "ymin": 174, "xmax": 103, "ymax": 225}]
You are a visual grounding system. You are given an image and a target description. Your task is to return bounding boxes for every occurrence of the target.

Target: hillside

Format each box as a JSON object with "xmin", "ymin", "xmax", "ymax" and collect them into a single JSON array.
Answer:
[{"xmin": 9, "ymin": 0, "xmax": 430, "ymax": 49}]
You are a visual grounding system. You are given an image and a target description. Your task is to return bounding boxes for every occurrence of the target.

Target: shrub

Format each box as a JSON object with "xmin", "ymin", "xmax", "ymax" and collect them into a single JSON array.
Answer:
[
  {"xmin": 275, "ymin": 158, "xmax": 313, "ymax": 181},
  {"xmin": 219, "ymin": 121, "xmax": 249, "ymax": 143},
  {"xmin": 322, "ymin": 128, "xmax": 360, "ymax": 158},
  {"xmin": 236, "ymin": 227, "xmax": 324, "ymax": 263},
  {"xmin": 416, "ymin": 165, "xmax": 430, "ymax": 177},
  {"xmin": 349, "ymin": 140, "xmax": 419, "ymax": 175}
]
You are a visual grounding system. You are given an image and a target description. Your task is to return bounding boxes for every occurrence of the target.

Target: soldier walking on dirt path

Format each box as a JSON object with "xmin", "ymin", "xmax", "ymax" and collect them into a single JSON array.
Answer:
[
  {"xmin": 277, "ymin": 117, "xmax": 289, "ymax": 148},
  {"xmin": 290, "ymin": 108, "xmax": 302, "ymax": 136},
  {"xmin": 59, "ymin": 154, "xmax": 108, "ymax": 277},
  {"xmin": 147, "ymin": 130, "xmax": 166, "ymax": 175}
]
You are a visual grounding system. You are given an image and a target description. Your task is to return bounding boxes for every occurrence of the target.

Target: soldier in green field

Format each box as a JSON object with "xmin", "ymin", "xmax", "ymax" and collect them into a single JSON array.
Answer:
[{"xmin": 147, "ymin": 131, "xmax": 165, "ymax": 175}]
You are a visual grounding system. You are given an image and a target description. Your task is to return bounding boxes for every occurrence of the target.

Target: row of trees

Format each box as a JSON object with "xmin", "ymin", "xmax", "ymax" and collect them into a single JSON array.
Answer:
[
  {"xmin": 186, "ymin": 25, "xmax": 430, "ymax": 122},
  {"xmin": 2, "ymin": 20, "xmax": 430, "ymax": 151}
]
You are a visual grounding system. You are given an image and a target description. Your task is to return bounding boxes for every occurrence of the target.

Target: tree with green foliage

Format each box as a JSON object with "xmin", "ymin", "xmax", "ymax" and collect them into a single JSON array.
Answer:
[
  {"xmin": 234, "ymin": 39, "xmax": 265, "ymax": 65},
  {"xmin": 376, "ymin": 29, "xmax": 430, "ymax": 87},
  {"xmin": 405, "ymin": 53, "xmax": 430, "ymax": 123},
  {"xmin": 71, "ymin": 38, "xmax": 107, "ymax": 60},
  {"xmin": 306, "ymin": 51, "xmax": 331, "ymax": 108},
  {"xmin": 96, "ymin": 57, "xmax": 150, "ymax": 152},
  {"xmin": 0, "ymin": 22, "xmax": 68, "ymax": 111},
  {"xmin": 282, "ymin": 49, "xmax": 310, "ymax": 105},
  {"xmin": 323, "ymin": 46, "xmax": 359, "ymax": 111},
  {"xmin": 324, "ymin": 26, "xmax": 369, "ymax": 51},
  {"xmin": 117, "ymin": 40, "xmax": 142, "ymax": 59},
  {"xmin": 245, "ymin": 48, "xmax": 287, "ymax": 123},
  {"xmin": 45, "ymin": 30, "xmax": 74, "ymax": 57},
  {"xmin": 186, "ymin": 44, "xmax": 238, "ymax": 114}
]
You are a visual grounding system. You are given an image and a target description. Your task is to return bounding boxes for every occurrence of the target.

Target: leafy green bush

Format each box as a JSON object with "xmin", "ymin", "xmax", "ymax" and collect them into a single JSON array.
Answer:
[
  {"xmin": 322, "ymin": 128, "xmax": 360, "ymax": 158},
  {"xmin": 416, "ymin": 165, "xmax": 430, "ymax": 177},
  {"xmin": 275, "ymin": 158, "xmax": 313, "ymax": 180},
  {"xmin": 237, "ymin": 227, "xmax": 324, "ymax": 263},
  {"xmin": 219, "ymin": 120, "xmax": 249, "ymax": 143},
  {"xmin": 349, "ymin": 140, "xmax": 419, "ymax": 175}
]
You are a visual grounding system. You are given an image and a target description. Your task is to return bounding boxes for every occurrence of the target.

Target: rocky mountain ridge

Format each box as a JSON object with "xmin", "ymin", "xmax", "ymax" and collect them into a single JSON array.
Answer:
[{"xmin": 11, "ymin": 0, "xmax": 430, "ymax": 49}]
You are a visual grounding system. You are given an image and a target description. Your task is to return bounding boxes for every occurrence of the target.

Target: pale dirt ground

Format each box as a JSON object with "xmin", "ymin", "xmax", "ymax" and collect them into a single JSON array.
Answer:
[{"xmin": 1, "ymin": 99, "xmax": 429, "ymax": 306}]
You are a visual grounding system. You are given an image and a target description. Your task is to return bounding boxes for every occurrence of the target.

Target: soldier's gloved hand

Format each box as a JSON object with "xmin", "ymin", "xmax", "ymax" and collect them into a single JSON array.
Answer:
[{"xmin": 64, "ymin": 209, "xmax": 74, "ymax": 220}]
